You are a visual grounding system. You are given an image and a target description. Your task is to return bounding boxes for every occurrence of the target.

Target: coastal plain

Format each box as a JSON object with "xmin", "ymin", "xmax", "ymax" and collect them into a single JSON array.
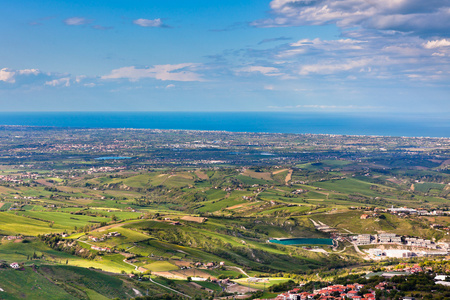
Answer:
[{"xmin": 0, "ymin": 126, "xmax": 449, "ymax": 299}]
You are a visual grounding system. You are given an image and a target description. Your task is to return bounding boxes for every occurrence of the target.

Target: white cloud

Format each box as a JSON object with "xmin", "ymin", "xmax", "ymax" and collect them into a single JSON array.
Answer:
[
  {"xmin": 133, "ymin": 18, "xmax": 164, "ymax": 27},
  {"xmin": 64, "ymin": 17, "xmax": 91, "ymax": 26},
  {"xmin": 0, "ymin": 68, "xmax": 17, "ymax": 83},
  {"xmin": 237, "ymin": 66, "xmax": 283, "ymax": 76},
  {"xmin": 45, "ymin": 77, "xmax": 71, "ymax": 87},
  {"xmin": 423, "ymin": 39, "xmax": 450, "ymax": 49},
  {"xmin": 0, "ymin": 68, "xmax": 40, "ymax": 83},
  {"xmin": 291, "ymin": 38, "xmax": 364, "ymax": 49},
  {"xmin": 102, "ymin": 64, "xmax": 204, "ymax": 82},
  {"xmin": 18, "ymin": 69, "xmax": 39, "ymax": 75},
  {"xmin": 277, "ymin": 38, "xmax": 365, "ymax": 58},
  {"xmin": 166, "ymin": 84, "xmax": 175, "ymax": 89},
  {"xmin": 299, "ymin": 59, "xmax": 371, "ymax": 75},
  {"xmin": 264, "ymin": 85, "xmax": 275, "ymax": 90}
]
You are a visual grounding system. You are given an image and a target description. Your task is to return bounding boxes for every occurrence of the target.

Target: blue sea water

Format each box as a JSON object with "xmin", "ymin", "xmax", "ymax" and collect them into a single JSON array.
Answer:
[{"xmin": 0, "ymin": 112, "xmax": 448, "ymax": 137}]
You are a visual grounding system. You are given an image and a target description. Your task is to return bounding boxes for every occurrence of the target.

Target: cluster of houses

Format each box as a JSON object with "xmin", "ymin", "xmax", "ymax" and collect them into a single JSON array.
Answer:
[
  {"xmin": 91, "ymin": 246, "xmax": 112, "ymax": 252},
  {"xmin": 257, "ymin": 283, "xmax": 375, "ymax": 300},
  {"xmin": 291, "ymin": 189, "xmax": 305, "ymax": 195},
  {"xmin": 356, "ymin": 232, "xmax": 450, "ymax": 251},
  {"xmin": 194, "ymin": 261, "xmax": 225, "ymax": 269},
  {"xmin": 355, "ymin": 233, "xmax": 402, "ymax": 245},
  {"xmin": 87, "ymin": 166, "xmax": 126, "ymax": 174},
  {"xmin": 2, "ymin": 235, "xmax": 22, "ymax": 241},
  {"xmin": 0, "ymin": 173, "xmax": 39, "ymax": 184},
  {"xmin": 388, "ymin": 206, "xmax": 447, "ymax": 217},
  {"xmin": 88, "ymin": 231, "xmax": 121, "ymax": 242}
]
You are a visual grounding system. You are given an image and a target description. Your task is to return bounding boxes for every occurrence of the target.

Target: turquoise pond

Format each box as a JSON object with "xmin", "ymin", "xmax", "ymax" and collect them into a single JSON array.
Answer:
[{"xmin": 269, "ymin": 238, "xmax": 333, "ymax": 246}]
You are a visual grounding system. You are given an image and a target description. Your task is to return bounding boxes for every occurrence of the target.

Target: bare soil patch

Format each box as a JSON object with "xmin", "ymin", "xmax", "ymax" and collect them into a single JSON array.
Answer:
[
  {"xmin": 226, "ymin": 202, "xmax": 253, "ymax": 210},
  {"xmin": 195, "ymin": 170, "xmax": 209, "ymax": 180},
  {"xmin": 171, "ymin": 269, "xmax": 213, "ymax": 279},
  {"xmin": 272, "ymin": 168, "xmax": 288, "ymax": 175},
  {"xmin": 441, "ymin": 159, "xmax": 450, "ymax": 167},
  {"xmin": 171, "ymin": 260, "xmax": 192, "ymax": 267},
  {"xmin": 241, "ymin": 169, "xmax": 272, "ymax": 181},
  {"xmin": 181, "ymin": 216, "xmax": 207, "ymax": 223},
  {"xmin": 226, "ymin": 284, "xmax": 259, "ymax": 294},
  {"xmin": 93, "ymin": 220, "xmax": 143, "ymax": 232},
  {"xmin": 152, "ymin": 271, "xmax": 186, "ymax": 280},
  {"xmin": 387, "ymin": 178, "xmax": 403, "ymax": 185},
  {"xmin": 35, "ymin": 179, "xmax": 54, "ymax": 187},
  {"xmin": 285, "ymin": 169, "xmax": 293, "ymax": 184}
]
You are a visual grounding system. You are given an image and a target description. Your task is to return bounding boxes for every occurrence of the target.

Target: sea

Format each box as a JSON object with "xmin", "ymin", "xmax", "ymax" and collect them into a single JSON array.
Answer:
[{"xmin": 0, "ymin": 112, "xmax": 448, "ymax": 138}]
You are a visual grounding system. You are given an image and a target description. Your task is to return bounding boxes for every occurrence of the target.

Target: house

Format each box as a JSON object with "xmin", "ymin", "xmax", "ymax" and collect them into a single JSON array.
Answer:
[
  {"xmin": 10, "ymin": 262, "xmax": 20, "ymax": 269},
  {"xmin": 360, "ymin": 214, "xmax": 370, "ymax": 220}
]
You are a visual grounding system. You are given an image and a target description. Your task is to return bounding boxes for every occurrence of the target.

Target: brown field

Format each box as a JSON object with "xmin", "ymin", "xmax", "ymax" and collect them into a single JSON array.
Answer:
[
  {"xmin": 195, "ymin": 170, "xmax": 209, "ymax": 180},
  {"xmin": 93, "ymin": 220, "xmax": 143, "ymax": 232},
  {"xmin": 171, "ymin": 260, "xmax": 192, "ymax": 267},
  {"xmin": 152, "ymin": 271, "xmax": 186, "ymax": 280},
  {"xmin": 226, "ymin": 284, "xmax": 259, "ymax": 294},
  {"xmin": 272, "ymin": 168, "xmax": 288, "ymax": 175},
  {"xmin": 441, "ymin": 159, "xmax": 450, "ymax": 166},
  {"xmin": 57, "ymin": 186, "xmax": 84, "ymax": 193},
  {"xmin": 241, "ymin": 169, "xmax": 272, "ymax": 181},
  {"xmin": 0, "ymin": 203, "xmax": 4, "ymax": 210},
  {"xmin": 226, "ymin": 202, "xmax": 254, "ymax": 210},
  {"xmin": 66, "ymin": 198, "xmax": 93, "ymax": 205},
  {"xmin": 35, "ymin": 179, "xmax": 54, "ymax": 187},
  {"xmin": 181, "ymin": 216, "xmax": 207, "ymax": 223},
  {"xmin": 387, "ymin": 177, "xmax": 403, "ymax": 185},
  {"xmin": 285, "ymin": 169, "xmax": 293, "ymax": 184},
  {"xmin": 0, "ymin": 186, "xmax": 15, "ymax": 193},
  {"xmin": 171, "ymin": 269, "xmax": 214, "ymax": 280}
]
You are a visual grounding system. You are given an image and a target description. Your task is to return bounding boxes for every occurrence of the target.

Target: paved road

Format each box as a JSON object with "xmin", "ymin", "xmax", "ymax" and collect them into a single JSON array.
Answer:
[
  {"xmin": 351, "ymin": 241, "xmax": 366, "ymax": 256},
  {"xmin": 226, "ymin": 266, "xmax": 250, "ymax": 278}
]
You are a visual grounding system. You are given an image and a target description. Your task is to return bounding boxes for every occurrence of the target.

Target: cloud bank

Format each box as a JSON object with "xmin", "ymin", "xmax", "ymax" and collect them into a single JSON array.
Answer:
[
  {"xmin": 252, "ymin": 0, "xmax": 450, "ymax": 36},
  {"xmin": 102, "ymin": 64, "xmax": 204, "ymax": 82}
]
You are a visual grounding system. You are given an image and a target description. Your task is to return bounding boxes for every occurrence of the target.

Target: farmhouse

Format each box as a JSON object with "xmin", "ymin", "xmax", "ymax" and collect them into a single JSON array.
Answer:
[
  {"xmin": 10, "ymin": 262, "xmax": 20, "ymax": 269},
  {"xmin": 360, "ymin": 214, "xmax": 370, "ymax": 220}
]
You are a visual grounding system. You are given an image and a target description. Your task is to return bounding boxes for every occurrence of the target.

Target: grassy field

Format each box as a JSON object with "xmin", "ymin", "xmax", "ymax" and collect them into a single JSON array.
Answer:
[
  {"xmin": 0, "ymin": 212, "xmax": 66, "ymax": 235},
  {"xmin": 7, "ymin": 211, "xmax": 111, "ymax": 229},
  {"xmin": 233, "ymin": 277, "xmax": 292, "ymax": 289},
  {"xmin": 39, "ymin": 265, "xmax": 140, "ymax": 299},
  {"xmin": 0, "ymin": 267, "xmax": 76, "ymax": 300},
  {"xmin": 414, "ymin": 182, "xmax": 446, "ymax": 193},
  {"xmin": 143, "ymin": 261, "xmax": 179, "ymax": 272}
]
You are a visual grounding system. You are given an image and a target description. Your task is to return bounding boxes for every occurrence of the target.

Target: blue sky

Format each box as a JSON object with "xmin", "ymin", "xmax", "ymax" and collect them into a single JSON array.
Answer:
[{"xmin": 1, "ymin": 0, "xmax": 449, "ymax": 113}]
